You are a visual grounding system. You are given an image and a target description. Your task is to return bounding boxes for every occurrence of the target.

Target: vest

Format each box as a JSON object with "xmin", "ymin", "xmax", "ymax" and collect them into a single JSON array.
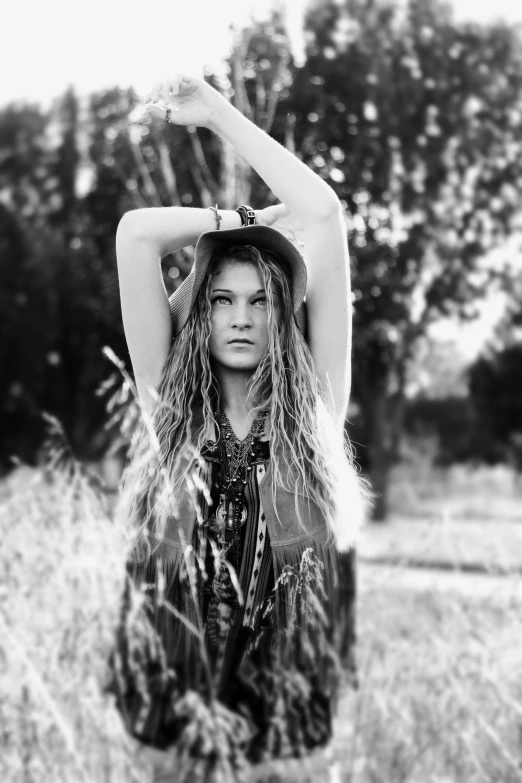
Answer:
[
  {"xmin": 117, "ymin": 411, "xmax": 344, "ymax": 749},
  {"xmin": 150, "ymin": 413, "xmax": 333, "ymax": 557},
  {"xmin": 134, "ymin": 410, "xmax": 340, "ymax": 638}
]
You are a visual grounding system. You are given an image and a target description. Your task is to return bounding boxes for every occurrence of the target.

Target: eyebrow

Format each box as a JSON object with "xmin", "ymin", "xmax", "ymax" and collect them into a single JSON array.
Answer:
[{"xmin": 211, "ymin": 288, "xmax": 266, "ymax": 294}]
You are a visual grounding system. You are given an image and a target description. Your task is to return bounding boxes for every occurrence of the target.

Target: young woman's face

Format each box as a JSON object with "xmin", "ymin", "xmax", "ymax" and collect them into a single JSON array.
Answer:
[{"xmin": 208, "ymin": 260, "xmax": 281, "ymax": 374}]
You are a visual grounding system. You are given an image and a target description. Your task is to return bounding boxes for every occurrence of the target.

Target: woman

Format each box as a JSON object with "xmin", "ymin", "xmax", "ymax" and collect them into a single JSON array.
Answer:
[{"xmin": 110, "ymin": 74, "xmax": 370, "ymax": 782}]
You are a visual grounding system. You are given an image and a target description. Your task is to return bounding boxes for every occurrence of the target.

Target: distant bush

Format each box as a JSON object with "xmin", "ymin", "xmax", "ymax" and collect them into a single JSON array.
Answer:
[
  {"xmin": 403, "ymin": 397, "xmax": 475, "ymax": 465},
  {"xmin": 468, "ymin": 343, "xmax": 522, "ymax": 468},
  {"xmin": 402, "ymin": 392, "xmax": 513, "ymax": 468}
]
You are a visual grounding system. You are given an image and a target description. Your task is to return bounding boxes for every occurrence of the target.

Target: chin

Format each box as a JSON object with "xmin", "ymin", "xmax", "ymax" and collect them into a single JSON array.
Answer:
[
  {"xmin": 227, "ymin": 359, "xmax": 261, "ymax": 372},
  {"xmin": 212, "ymin": 355, "xmax": 261, "ymax": 373}
]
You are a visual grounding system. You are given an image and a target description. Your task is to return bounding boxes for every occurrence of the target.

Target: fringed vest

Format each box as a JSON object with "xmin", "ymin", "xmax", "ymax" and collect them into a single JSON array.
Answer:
[
  {"xmin": 110, "ymin": 409, "xmax": 360, "ymax": 754},
  {"xmin": 135, "ymin": 412, "xmax": 339, "ymax": 623},
  {"xmin": 125, "ymin": 412, "xmax": 343, "ymax": 734}
]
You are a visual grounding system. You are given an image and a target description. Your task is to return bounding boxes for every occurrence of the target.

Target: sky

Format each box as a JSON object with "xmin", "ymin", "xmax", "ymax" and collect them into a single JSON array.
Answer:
[
  {"xmin": 2, "ymin": 0, "xmax": 522, "ymax": 109},
  {"xmin": 3, "ymin": 0, "xmax": 520, "ymax": 358}
]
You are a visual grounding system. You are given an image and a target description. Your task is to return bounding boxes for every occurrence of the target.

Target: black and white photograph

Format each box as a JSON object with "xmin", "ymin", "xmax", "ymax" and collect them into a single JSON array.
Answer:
[{"xmin": 1, "ymin": 1, "xmax": 522, "ymax": 781}]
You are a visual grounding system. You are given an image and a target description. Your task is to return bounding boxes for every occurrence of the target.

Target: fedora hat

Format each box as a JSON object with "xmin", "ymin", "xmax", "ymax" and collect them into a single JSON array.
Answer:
[{"xmin": 168, "ymin": 224, "xmax": 307, "ymax": 336}]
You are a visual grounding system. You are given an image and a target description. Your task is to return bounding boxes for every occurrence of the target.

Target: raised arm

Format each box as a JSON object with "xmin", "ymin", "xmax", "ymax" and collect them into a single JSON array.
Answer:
[
  {"xmin": 116, "ymin": 207, "xmax": 242, "ymax": 413},
  {"xmin": 147, "ymin": 76, "xmax": 352, "ymax": 428},
  {"xmin": 208, "ymin": 98, "xmax": 351, "ymax": 429}
]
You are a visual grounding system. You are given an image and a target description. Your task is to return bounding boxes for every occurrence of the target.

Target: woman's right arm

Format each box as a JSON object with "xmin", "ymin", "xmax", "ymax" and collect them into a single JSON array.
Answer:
[{"xmin": 116, "ymin": 207, "xmax": 241, "ymax": 413}]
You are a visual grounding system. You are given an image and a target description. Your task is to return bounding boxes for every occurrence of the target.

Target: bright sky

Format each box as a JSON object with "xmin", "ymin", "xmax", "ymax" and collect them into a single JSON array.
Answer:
[
  {"xmin": 3, "ymin": 0, "xmax": 519, "ymax": 358},
  {"xmin": 1, "ymin": 0, "xmax": 307, "ymax": 109},
  {"xmin": 2, "ymin": 0, "xmax": 522, "ymax": 109}
]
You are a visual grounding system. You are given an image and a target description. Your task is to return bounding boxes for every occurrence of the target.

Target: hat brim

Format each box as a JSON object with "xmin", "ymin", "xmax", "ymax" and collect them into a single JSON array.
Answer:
[
  {"xmin": 194, "ymin": 225, "xmax": 307, "ymax": 310},
  {"xmin": 169, "ymin": 224, "xmax": 307, "ymax": 336}
]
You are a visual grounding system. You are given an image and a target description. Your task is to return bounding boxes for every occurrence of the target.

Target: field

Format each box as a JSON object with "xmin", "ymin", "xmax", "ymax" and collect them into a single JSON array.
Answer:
[{"xmin": 1, "ymin": 461, "xmax": 521, "ymax": 782}]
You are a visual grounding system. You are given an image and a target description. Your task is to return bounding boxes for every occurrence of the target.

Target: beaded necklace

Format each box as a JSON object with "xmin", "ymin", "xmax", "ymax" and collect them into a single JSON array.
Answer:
[{"xmin": 216, "ymin": 409, "xmax": 268, "ymax": 569}]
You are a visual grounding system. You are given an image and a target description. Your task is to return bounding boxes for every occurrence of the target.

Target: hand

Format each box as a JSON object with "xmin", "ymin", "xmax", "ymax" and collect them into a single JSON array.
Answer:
[
  {"xmin": 256, "ymin": 204, "xmax": 289, "ymax": 227},
  {"xmin": 145, "ymin": 74, "xmax": 226, "ymax": 129},
  {"xmin": 256, "ymin": 204, "xmax": 305, "ymax": 248}
]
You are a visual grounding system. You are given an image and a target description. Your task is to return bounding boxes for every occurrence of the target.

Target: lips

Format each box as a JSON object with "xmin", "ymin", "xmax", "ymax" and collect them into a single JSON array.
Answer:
[{"xmin": 228, "ymin": 339, "xmax": 254, "ymax": 345}]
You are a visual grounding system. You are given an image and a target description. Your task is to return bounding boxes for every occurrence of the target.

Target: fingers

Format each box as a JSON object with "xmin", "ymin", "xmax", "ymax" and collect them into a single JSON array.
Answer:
[
  {"xmin": 143, "ymin": 74, "xmax": 200, "ymax": 124},
  {"xmin": 264, "ymin": 204, "xmax": 289, "ymax": 226},
  {"xmin": 146, "ymin": 74, "xmax": 188, "ymax": 104},
  {"xmin": 274, "ymin": 203, "xmax": 290, "ymax": 218},
  {"xmin": 145, "ymin": 100, "xmax": 181, "ymax": 120},
  {"xmin": 146, "ymin": 80, "xmax": 163, "ymax": 104},
  {"xmin": 161, "ymin": 78, "xmax": 174, "ymax": 106},
  {"xmin": 144, "ymin": 103, "xmax": 169, "ymax": 119},
  {"xmin": 171, "ymin": 74, "xmax": 184, "ymax": 96},
  {"xmin": 146, "ymin": 78, "xmax": 177, "ymax": 105}
]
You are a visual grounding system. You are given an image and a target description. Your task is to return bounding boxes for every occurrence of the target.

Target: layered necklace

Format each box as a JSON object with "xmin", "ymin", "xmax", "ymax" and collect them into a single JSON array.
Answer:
[{"xmin": 215, "ymin": 408, "xmax": 268, "ymax": 567}]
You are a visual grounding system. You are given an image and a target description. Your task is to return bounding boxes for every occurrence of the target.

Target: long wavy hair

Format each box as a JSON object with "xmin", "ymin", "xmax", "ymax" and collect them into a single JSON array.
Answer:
[{"xmin": 117, "ymin": 243, "xmax": 371, "ymax": 557}]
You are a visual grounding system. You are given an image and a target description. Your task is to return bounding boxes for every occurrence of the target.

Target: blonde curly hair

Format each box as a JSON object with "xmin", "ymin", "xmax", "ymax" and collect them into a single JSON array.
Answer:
[{"xmin": 117, "ymin": 244, "xmax": 371, "ymax": 556}]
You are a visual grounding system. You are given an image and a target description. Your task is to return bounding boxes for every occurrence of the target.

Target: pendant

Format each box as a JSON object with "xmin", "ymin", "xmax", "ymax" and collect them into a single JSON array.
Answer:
[
  {"xmin": 217, "ymin": 496, "xmax": 237, "ymax": 530},
  {"xmin": 226, "ymin": 500, "xmax": 235, "ymax": 529},
  {"xmin": 216, "ymin": 493, "xmax": 227, "ymax": 526},
  {"xmin": 216, "ymin": 496, "xmax": 247, "ymax": 528}
]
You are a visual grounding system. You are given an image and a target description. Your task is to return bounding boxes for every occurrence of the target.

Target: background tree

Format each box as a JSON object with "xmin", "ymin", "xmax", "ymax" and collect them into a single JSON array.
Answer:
[
  {"xmin": 268, "ymin": 0, "xmax": 522, "ymax": 518},
  {"xmin": 0, "ymin": 17, "xmax": 293, "ymax": 468},
  {"xmin": 0, "ymin": 90, "xmax": 130, "ymax": 465}
]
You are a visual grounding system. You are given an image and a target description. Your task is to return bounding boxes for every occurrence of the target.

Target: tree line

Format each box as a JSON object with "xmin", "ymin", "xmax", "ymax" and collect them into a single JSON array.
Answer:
[{"xmin": 1, "ymin": 0, "xmax": 522, "ymax": 519}]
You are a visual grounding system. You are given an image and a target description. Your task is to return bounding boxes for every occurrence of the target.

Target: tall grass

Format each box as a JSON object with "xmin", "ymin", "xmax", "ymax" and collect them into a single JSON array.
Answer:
[
  {"xmin": 1, "ymin": 462, "xmax": 522, "ymax": 781},
  {"xmin": 338, "ymin": 570, "xmax": 522, "ymax": 782},
  {"xmin": 0, "ymin": 466, "xmax": 146, "ymax": 783}
]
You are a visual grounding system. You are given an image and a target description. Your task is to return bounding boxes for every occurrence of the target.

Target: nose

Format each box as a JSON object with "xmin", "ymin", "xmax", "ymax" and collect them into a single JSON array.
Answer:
[{"xmin": 230, "ymin": 301, "xmax": 254, "ymax": 329}]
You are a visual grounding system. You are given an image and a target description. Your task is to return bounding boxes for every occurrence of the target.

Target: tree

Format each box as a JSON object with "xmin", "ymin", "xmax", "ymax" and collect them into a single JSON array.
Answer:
[
  {"xmin": 0, "ymin": 90, "xmax": 130, "ymax": 464},
  {"xmin": 269, "ymin": 0, "xmax": 522, "ymax": 518},
  {"xmin": 0, "ymin": 19, "xmax": 294, "ymax": 465},
  {"xmin": 3, "ymin": 2, "xmax": 522, "ymax": 517}
]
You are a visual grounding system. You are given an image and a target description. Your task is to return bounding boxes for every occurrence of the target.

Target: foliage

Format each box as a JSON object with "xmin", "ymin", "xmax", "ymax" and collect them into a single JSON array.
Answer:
[
  {"xmin": 268, "ymin": 0, "xmax": 522, "ymax": 515},
  {"xmin": 1, "ymin": 1, "xmax": 522, "ymax": 514},
  {"xmin": 0, "ymin": 90, "xmax": 130, "ymax": 465},
  {"xmin": 468, "ymin": 341, "xmax": 522, "ymax": 467},
  {"xmin": 403, "ymin": 395, "xmax": 477, "ymax": 464}
]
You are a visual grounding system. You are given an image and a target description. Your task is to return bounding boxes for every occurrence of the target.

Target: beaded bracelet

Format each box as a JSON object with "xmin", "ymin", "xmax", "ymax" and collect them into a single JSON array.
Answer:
[{"xmin": 207, "ymin": 204, "xmax": 222, "ymax": 230}]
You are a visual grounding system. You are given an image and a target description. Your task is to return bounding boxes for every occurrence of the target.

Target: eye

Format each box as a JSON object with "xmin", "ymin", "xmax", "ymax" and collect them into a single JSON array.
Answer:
[
  {"xmin": 253, "ymin": 296, "xmax": 267, "ymax": 306},
  {"xmin": 211, "ymin": 296, "xmax": 231, "ymax": 305}
]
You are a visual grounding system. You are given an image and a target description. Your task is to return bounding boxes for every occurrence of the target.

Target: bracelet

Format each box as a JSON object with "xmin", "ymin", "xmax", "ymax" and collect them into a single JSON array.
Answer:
[
  {"xmin": 236, "ymin": 204, "xmax": 256, "ymax": 227},
  {"xmin": 207, "ymin": 204, "xmax": 222, "ymax": 230}
]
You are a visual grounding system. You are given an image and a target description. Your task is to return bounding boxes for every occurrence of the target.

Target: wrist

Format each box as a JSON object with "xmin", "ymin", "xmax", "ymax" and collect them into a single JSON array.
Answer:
[
  {"xmin": 206, "ymin": 96, "xmax": 236, "ymax": 133},
  {"xmin": 214, "ymin": 209, "xmax": 242, "ymax": 231}
]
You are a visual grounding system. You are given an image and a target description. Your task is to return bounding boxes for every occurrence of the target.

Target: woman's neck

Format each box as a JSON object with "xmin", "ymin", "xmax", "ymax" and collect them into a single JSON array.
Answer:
[
  {"xmin": 215, "ymin": 368, "xmax": 253, "ymax": 418},
  {"xmin": 214, "ymin": 369, "xmax": 265, "ymax": 442}
]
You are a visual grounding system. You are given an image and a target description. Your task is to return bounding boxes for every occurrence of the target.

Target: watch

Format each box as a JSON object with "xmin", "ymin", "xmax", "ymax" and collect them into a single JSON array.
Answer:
[{"xmin": 235, "ymin": 205, "xmax": 256, "ymax": 227}]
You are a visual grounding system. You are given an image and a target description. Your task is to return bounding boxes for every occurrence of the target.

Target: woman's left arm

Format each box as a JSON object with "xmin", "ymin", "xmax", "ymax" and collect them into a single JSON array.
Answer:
[
  {"xmin": 210, "ymin": 103, "xmax": 351, "ymax": 428},
  {"xmin": 148, "ymin": 76, "xmax": 351, "ymax": 426}
]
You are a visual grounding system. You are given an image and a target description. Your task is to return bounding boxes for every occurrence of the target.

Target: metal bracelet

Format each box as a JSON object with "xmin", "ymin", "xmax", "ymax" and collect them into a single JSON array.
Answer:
[
  {"xmin": 235, "ymin": 204, "xmax": 256, "ymax": 227},
  {"xmin": 207, "ymin": 204, "xmax": 222, "ymax": 230}
]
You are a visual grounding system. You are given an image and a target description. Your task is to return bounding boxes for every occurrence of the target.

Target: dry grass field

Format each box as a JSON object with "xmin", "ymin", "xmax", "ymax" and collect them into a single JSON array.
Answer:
[{"xmin": 1, "ymin": 461, "xmax": 521, "ymax": 782}]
